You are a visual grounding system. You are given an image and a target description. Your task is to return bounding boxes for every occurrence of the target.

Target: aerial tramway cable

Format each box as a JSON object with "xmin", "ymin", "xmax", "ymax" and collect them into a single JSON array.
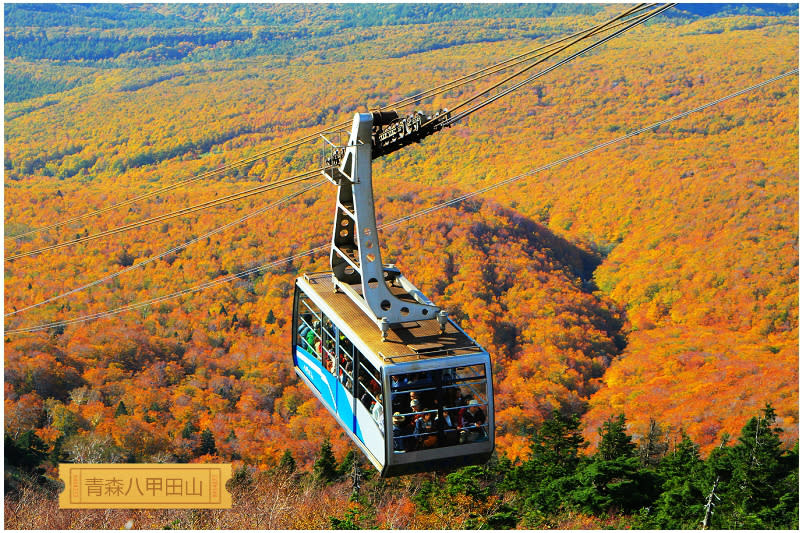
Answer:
[
  {"xmin": 7, "ymin": 167, "xmax": 327, "ymax": 261},
  {"xmin": 7, "ymin": 5, "xmax": 653, "ymax": 241},
  {"xmin": 439, "ymin": 3, "xmax": 654, "ymax": 120},
  {"xmin": 4, "ymin": 180, "xmax": 327, "ymax": 318},
  {"xmin": 442, "ymin": 3, "xmax": 675, "ymax": 127},
  {"xmin": 6, "ymin": 141, "xmax": 324, "ymax": 240},
  {"xmin": 378, "ymin": 4, "xmax": 653, "ymax": 111},
  {"xmin": 7, "ymin": 68, "xmax": 796, "ymax": 335}
]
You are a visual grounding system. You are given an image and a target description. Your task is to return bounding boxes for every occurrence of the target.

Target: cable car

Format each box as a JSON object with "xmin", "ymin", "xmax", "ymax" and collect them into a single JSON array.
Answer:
[
  {"xmin": 292, "ymin": 271, "xmax": 493, "ymax": 476},
  {"xmin": 291, "ymin": 111, "xmax": 493, "ymax": 476}
]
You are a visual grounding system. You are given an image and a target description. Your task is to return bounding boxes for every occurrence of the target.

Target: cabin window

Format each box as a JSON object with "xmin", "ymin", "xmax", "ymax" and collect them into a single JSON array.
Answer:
[
  {"xmin": 296, "ymin": 293, "xmax": 323, "ymax": 362},
  {"xmin": 295, "ymin": 293, "xmax": 339, "ymax": 376},
  {"xmin": 390, "ymin": 365, "xmax": 489, "ymax": 453},
  {"xmin": 356, "ymin": 355, "xmax": 383, "ymax": 433},
  {"xmin": 357, "ymin": 356, "xmax": 381, "ymax": 407},
  {"xmin": 320, "ymin": 314, "xmax": 337, "ymax": 373},
  {"xmin": 337, "ymin": 334, "xmax": 355, "ymax": 392}
]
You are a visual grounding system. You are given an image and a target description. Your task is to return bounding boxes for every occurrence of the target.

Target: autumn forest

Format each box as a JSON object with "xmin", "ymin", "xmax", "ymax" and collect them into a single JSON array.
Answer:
[{"xmin": 3, "ymin": 3, "xmax": 798, "ymax": 529}]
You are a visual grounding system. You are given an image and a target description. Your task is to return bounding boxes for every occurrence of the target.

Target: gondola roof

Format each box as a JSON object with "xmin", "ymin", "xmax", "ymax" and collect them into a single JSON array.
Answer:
[{"xmin": 300, "ymin": 272, "xmax": 484, "ymax": 365}]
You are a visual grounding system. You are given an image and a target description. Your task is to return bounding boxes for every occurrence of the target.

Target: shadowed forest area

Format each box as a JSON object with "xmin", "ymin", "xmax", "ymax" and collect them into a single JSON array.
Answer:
[
  {"xmin": 4, "ymin": 3, "xmax": 798, "ymax": 528},
  {"xmin": 6, "ymin": 407, "xmax": 798, "ymax": 528}
]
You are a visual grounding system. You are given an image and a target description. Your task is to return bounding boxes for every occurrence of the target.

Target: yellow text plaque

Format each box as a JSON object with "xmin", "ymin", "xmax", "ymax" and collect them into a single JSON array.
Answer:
[{"xmin": 58, "ymin": 463, "xmax": 232, "ymax": 509}]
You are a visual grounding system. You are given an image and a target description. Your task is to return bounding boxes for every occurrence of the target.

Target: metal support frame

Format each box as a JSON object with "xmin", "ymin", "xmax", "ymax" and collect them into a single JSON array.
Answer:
[{"xmin": 323, "ymin": 113, "xmax": 442, "ymax": 337}]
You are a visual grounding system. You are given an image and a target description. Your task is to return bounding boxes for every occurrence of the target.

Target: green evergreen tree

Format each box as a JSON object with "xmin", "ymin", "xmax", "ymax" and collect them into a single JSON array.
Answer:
[
  {"xmin": 441, "ymin": 460, "xmax": 518, "ymax": 529},
  {"xmin": 598, "ymin": 413, "xmax": 636, "ymax": 460},
  {"xmin": 229, "ymin": 464, "xmax": 253, "ymax": 490},
  {"xmin": 114, "ymin": 400, "xmax": 129, "ymax": 417},
  {"xmin": 181, "ymin": 419, "xmax": 197, "ymax": 439},
  {"xmin": 721, "ymin": 405, "xmax": 796, "ymax": 528},
  {"xmin": 569, "ymin": 413, "xmax": 660, "ymax": 515},
  {"xmin": 701, "ymin": 433, "xmax": 734, "ymax": 529},
  {"xmin": 505, "ymin": 410, "xmax": 586, "ymax": 516},
  {"xmin": 770, "ymin": 442, "xmax": 799, "ymax": 530},
  {"xmin": 338, "ymin": 449, "xmax": 357, "ymax": 479},
  {"xmin": 279, "ymin": 449, "xmax": 296, "ymax": 473},
  {"xmin": 649, "ymin": 431, "xmax": 707, "ymax": 528},
  {"xmin": 329, "ymin": 506, "xmax": 362, "ymax": 529},
  {"xmin": 49, "ymin": 434, "xmax": 67, "ymax": 464},
  {"xmin": 4, "ymin": 431, "xmax": 50, "ymax": 493},
  {"xmin": 197, "ymin": 428, "xmax": 217, "ymax": 456},
  {"xmin": 5, "ymin": 431, "xmax": 49, "ymax": 472},
  {"xmin": 445, "ymin": 465, "xmax": 491, "ymax": 500},
  {"xmin": 313, "ymin": 439, "xmax": 339, "ymax": 483},
  {"xmin": 698, "ymin": 407, "xmax": 798, "ymax": 529}
]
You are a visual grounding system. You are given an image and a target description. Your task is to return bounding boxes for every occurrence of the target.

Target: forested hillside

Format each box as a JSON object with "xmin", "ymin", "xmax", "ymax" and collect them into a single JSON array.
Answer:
[{"xmin": 4, "ymin": 3, "xmax": 798, "ymax": 529}]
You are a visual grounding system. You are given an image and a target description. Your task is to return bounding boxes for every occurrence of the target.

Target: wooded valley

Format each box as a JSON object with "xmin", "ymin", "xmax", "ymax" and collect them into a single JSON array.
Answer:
[{"xmin": 4, "ymin": 3, "xmax": 798, "ymax": 529}]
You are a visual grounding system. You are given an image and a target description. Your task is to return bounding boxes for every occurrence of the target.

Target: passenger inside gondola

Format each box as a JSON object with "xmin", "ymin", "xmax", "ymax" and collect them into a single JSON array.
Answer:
[
  {"xmin": 298, "ymin": 313, "xmax": 311, "ymax": 344},
  {"xmin": 339, "ymin": 360, "xmax": 352, "ymax": 389},
  {"xmin": 371, "ymin": 393, "xmax": 384, "ymax": 435},
  {"xmin": 415, "ymin": 411, "xmax": 438, "ymax": 449},
  {"xmin": 392, "ymin": 412, "xmax": 412, "ymax": 452},
  {"xmin": 436, "ymin": 408, "xmax": 458, "ymax": 446},
  {"xmin": 409, "ymin": 399, "xmax": 424, "ymax": 423},
  {"xmin": 459, "ymin": 399, "xmax": 487, "ymax": 443},
  {"xmin": 390, "ymin": 374, "xmax": 409, "ymax": 390},
  {"xmin": 307, "ymin": 320, "xmax": 320, "ymax": 359}
]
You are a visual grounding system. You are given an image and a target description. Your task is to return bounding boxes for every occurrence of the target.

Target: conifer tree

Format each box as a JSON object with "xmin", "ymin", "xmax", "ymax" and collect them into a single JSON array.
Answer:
[
  {"xmin": 723, "ymin": 405, "xmax": 795, "ymax": 528},
  {"xmin": 181, "ymin": 419, "xmax": 197, "ymax": 439},
  {"xmin": 650, "ymin": 431, "xmax": 707, "ymax": 528},
  {"xmin": 114, "ymin": 400, "xmax": 128, "ymax": 417},
  {"xmin": 569, "ymin": 412, "xmax": 659, "ymax": 514},
  {"xmin": 337, "ymin": 449, "xmax": 357, "ymax": 479},
  {"xmin": 197, "ymin": 428, "xmax": 217, "ymax": 456},
  {"xmin": 597, "ymin": 413, "xmax": 635, "ymax": 460},
  {"xmin": 229, "ymin": 464, "xmax": 253, "ymax": 490},
  {"xmin": 506, "ymin": 410, "xmax": 585, "ymax": 515},
  {"xmin": 699, "ymin": 407, "xmax": 798, "ymax": 529},
  {"xmin": 771, "ymin": 442, "xmax": 799, "ymax": 530},
  {"xmin": 279, "ymin": 449, "xmax": 296, "ymax": 473},
  {"xmin": 313, "ymin": 438, "xmax": 338, "ymax": 483}
]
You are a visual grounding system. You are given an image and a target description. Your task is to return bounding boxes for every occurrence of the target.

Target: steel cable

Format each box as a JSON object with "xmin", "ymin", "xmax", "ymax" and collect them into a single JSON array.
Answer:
[
  {"xmin": 7, "ymin": 5, "xmax": 652, "ymax": 241},
  {"xmin": 7, "ymin": 168, "xmax": 328, "ymax": 261},
  {"xmin": 382, "ymin": 4, "xmax": 652, "ymax": 111},
  {"xmin": 5, "ymin": 180, "xmax": 327, "ymax": 318},
  {"xmin": 7, "ymin": 68, "xmax": 796, "ymax": 335},
  {"xmin": 443, "ymin": 4, "xmax": 676, "ymax": 126},
  {"xmin": 440, "ymin": 3, "xmax": 654, "ymax": 122}
]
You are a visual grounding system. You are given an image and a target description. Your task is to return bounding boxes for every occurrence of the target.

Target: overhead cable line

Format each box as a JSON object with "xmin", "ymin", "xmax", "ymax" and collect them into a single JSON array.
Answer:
[
  {"xmin": 7, "ymin": 68, "xmax": 796, "ymax": 335},
  {"xmin": 443, "ymin": 3, "xmax": 676, "ymax": 126},
  {"xmin": 388, "ymin": 79, "xmax": 800, "ymax": 224},
  {"xmin": 5, "ymin": 180, "xmax": 326, "ymax": 318},
  {"xmin": 7, "ymin": 167, "xmax": 327, "ymax": 261},
  {"xmin": 438, "ymin": 3, "xmax": 656, "ymax": 121},
  {"xmin": 6, "ymin": 140, "xmax": 323, "ymax": 240},
  {"xmin": 4, "ymin": 244, "xmax": 328, "ymax": 335},
  {"xmin": 7, "ymin": 5, "xmax": 652, "ymax": 241},
  {"xmin": 380, "ymin": 4, "xmax": 652, "ymax": 110}
]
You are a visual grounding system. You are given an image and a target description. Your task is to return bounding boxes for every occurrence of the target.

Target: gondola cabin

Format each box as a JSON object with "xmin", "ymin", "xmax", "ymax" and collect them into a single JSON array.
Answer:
[
  {"xmin": 290, "ymin": 110, "xmax": 494, "ymax": 476},
  {"xmin": 292, "ymin": 272, "xmax": 494, "ymax": 477}
]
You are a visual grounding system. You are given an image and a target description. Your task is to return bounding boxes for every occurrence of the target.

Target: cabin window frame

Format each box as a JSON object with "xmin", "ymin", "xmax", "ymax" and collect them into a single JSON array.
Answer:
[
  {"xmin": 295, "ymin": 290, "xmax": 325, "ymax": 362},
  {"xmin": 388, "ymin": 363, "xmax": 490, "ymax": 454},
  {"xmin": 337, "ymin": 334, "xmax": 355, "ymax": 392}
]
